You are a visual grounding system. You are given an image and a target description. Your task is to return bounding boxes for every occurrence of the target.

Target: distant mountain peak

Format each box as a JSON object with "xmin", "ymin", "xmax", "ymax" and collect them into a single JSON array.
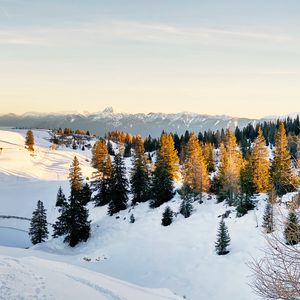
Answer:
[{"xmin": 102, "ymin": 106, "xmax": 114, "ymax": 114}]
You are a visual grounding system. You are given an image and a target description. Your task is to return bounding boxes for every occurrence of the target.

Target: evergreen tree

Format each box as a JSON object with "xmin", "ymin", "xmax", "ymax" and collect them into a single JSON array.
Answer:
[
  {"xmin": 235, "ymin": 193, "xmax": 255, "ymax": 217},
  {"xmin": 203, "ymin": 143, "xmax": 216, "ymax": 172},
  {"xmin": 62, "ymin": 157, "xmax": 90, "ymax": 247},
  {"xmin": 284, "ymin": 211, "xmax": 300, "ymax": 245},
  {"xmin": 29, "ymin": 200, "xmax": 48, "ymax": 245},
  {"xmin": 55, "ymin": 186, "xmax": 67, "ymax": 207},
  {"xmin": 218, "ymin": 130, "xmax": 243, "ymax": 205},
  {"xmin": 124, "ymin": 143, "xmax": 132, "ymax": 157},
  {"xmin": 215, "ymin": 219, "xmax": 231, "ymax": 255},
  {"xmin": 240, "ymin": 158, "xmax": 255, "ymax": 197},
  {"xmin": 107, "ymin": 140, "xmax": 115, "ymax": 156},
  {"xmin": 271, "ymin": 122, "xmax": 298, "ymax": 196},
  {"xmin": 151, "ymin": 133, "xmax": 179, "ymax": 208},
  {"xmin": 262, "ymin": 201, "xmax": 274, "ymax": 233},
  {"xmin": 183, "ymin": 133, "xmax": 210, "ymax": 198},
  {"xmin": 52, "ymin": 199, "xmax": 68, "ymax": 238},
  {"xmin": 130, "ymin": 136, "xmax": 150, "ymax": 204},
  {"xmin": 161, "ymin": 206, "xmax": 173, "ymax": 226},
  {"xmin": 25, "ymin": 129, "xmax": 35, "ymax": 151},
  {"xmin": 251, "ymin": 127, "xmax": 270, "ymax": 192},
  {"xmin": 108, "ymin": 154, "xmax": 129, "ymax": 215},
  {"xmin": 81, "ymin": 182, "xmax": 92, "ymax": 206},
  {"xmin": 179, "ymin": 196, "xmax": 193, "ymax": 218}
]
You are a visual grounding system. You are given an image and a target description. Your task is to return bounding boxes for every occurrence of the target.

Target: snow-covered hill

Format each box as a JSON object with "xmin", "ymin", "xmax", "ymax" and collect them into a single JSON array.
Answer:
[
  {"xmin": 0, "ymin": 129, "xmax": 182, "ymax": 299},
  {"xmin": 0, "ymin": 128, "xmax": 296, "ymax": 299},
  {"xmin": 0, "ymin": 247, "xmax": 181, "ymax": 300}
]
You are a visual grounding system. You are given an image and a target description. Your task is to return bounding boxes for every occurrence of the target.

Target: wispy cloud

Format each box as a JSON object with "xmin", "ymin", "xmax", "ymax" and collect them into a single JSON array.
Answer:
[{"xmin": 0, "ymin": 20, "xmax": 296, "ymax": 47}]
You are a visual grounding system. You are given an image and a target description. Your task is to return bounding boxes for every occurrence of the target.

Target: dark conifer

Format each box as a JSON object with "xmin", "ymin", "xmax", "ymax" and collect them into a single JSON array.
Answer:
[
  {"xmin": 161, "ymin": 206, "xmax": 173, "ymax": 226},
  {"xmin": 284, "ymin": 211, "xmax": 300, "ymax": 245},
  {"xmin": 29, "ymin": 200, "xmax": 48, "ymax": 245},
  {"xmin": 130, "ymin": 136, "xmax": 150, "ymax": 204},
  {"xmin": 107, "ymin": 154, "xmax": 129, "ymax": 215},
  {"xmin": 55, "ymin": 186, "xmax": 67, "ymax": 207},
  {"xmin": 215, "ymin": 219, "xmax": 230, "ymax": 255}
]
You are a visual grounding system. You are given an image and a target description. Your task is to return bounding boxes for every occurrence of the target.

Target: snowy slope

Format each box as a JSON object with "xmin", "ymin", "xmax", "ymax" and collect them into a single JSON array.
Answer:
[
  {"xmin": 0, "ymin": 128, "xmax": 291, "ymax": 300},
  {"xmin": 0, "ymin": 248, "xmax": 181, "ymax": 300}
]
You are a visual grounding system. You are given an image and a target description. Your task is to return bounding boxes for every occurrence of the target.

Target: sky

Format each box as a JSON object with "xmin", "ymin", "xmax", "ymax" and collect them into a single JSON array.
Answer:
[{"xmin": 0, "ymin": 0, "xmax": 300, "ymax": 118}]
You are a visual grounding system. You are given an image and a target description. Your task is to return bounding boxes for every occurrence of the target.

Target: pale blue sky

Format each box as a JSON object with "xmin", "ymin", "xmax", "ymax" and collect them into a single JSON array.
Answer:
[{"xmin": 0, "ymin": 0, "xmax": 300, "ymax": 117}]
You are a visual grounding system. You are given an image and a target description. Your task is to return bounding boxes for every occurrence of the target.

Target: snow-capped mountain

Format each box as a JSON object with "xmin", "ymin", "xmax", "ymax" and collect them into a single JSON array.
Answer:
[{"xmin": 0, "ymin": 108, "xmax": 257, "ymax": 137}]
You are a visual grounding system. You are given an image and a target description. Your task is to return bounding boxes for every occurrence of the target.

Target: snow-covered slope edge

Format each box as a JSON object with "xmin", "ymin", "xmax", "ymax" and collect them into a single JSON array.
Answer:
[{"xmin": 0, "ymin": 247, "xmax": 181, "ymax": 300}]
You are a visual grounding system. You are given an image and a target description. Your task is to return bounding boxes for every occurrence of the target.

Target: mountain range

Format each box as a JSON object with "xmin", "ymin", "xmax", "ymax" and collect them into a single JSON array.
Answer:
[{"xmin": 0, "ymin": 108, "xmax": 298, "ymax": 137}]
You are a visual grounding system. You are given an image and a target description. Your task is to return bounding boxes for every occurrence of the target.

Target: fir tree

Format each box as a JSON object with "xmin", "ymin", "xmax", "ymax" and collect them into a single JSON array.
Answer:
[
  {"xmin": 107, "ymin": 154, "xmax": 129, "ymax": 215},
  {"xmin": 151, "ymin": 133, "xmax": 179, "ymax": 208},
  {"xmin": 203, "ymin": 143, "xmax": 216, "ymax": 172},
  {"xmin": 25, "ymin": 129, "xmax": 34, "ymax": 151},
  {"xmin": 271, "ymin": 122, "xmax": 298, "ymax": 196},
  {"xmin": 235, "ymin": 193, "xmax": 255, "ymax": 217},
  {"xmin": 107, "ymin": 140, "xmax": 115, "ymax": 156},
  {"xmin": 262, "ymin": 201, "xmax": 274, "ymax": 233},
  {"xmin": 284, "ymin": 211, "xmax": 300, "ymax": 245},
  {"xmin": 218, "ymin": 131, "xmax": 243, "ymax": 205},
  {"xmin": 179, "ymin": 197, "xmax": 193, "ymax": 218},
  {"xmin": 52, "ymin": 199, "xmax": 68, "ymax": 238},
  {"xmin": 29, "ymin": 200, "xmax": 48, "ymax": 245},
  {"xmin": 55, "ymin": 186, "xmax": 67, "ymax": 207},
  {"xmin": 183, "ymin": 133, "xmax": 210, "ymax": 198},
  {"xmin": 61, "ymin": 157, "xmax": 91, "ymax": 247},
  {"xmin": 130, "ymin": 136, "xmax": 150, "ymax": 204},
  {"xmin": 161, "ymin": 206, "xmax": 173, "ymax": 226},
  {"xmin": 251, "ymin": 127, "xmax": 270, "ymax": 193},
  {"xmin": 124, "ymin": 143, "xmax": 132, "ymax": 157},
  {"xmin": 240, "ymin": 158, "xmax": 255, "ymax": 197},
  {"xmin": 215, "ymin": 219, "xmax": 231, "ymax": 255},
  {"xmin": 81, "ymin": 182, "xmax": 92, "ymax": 206}
]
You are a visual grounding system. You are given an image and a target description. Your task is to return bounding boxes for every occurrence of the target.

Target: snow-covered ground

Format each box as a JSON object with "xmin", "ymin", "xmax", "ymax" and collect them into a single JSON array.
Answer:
[{"xmin": 0, "ymin": 128, "xmax": 291, "ymax": 300}]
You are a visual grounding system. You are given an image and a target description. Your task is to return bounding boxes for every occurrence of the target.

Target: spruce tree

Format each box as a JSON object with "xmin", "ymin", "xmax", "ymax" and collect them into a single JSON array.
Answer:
[
  {"xmin": 55, "ymin": 186, "xmax": 67, "ymax": 207},
  {"xmin": 81, "ymin": 182, "xmax": 92, "ymax": 206},
  {"xmin": 179, "ymin": 197, "xmax": 193, "ymax": 218},
  {"xmin": 218, "ymin": 130, "xmax": 243, "ymax": 205},
  {"xmin": 183, "ymin": 133, "xmax": 210, "ymax": 198},
  {"xmin": 271, "ymin": 122, "xmax": 298, "ymax": 196},
  {"xmin": 240, "ymin": 158, "xmax": 255, "ymax": 197},
  {"xmin": 62, "ymin": 156, "xmax": 91, "ymax": 247},
  {"xmin": 251, "ymin": 127, "xmax": 270, "ymax": 193},
  {"xmin": 107, "ymin": 154, "xmax": 129, "ymax": 215},
  {"xmin": 29, "ymin": 200, "xmax": 48, "ymax": 245},
  {"xmin": 130, "ymin": 136, "xmax": 150, "ymax": 204},
  {"xmin": 215, "ymin": 218, "xmax": 231, "ymax": 255},
  {"xmin": 151, "ymin": 133, "xmax": 179, "ymax": 208},
  {"xmin": 92, "ymin": 147, "xmax": 112, "ymax": 207},
  {"xmin": 284, "ymin": 210, "xmax": 300, "ymax": 245},
  {"xmin": 203, "ymin": 142, "xmax": 215, "ymax": 172},
  {"xmin": 161, "ymin": 206, "xmax": 173, "ymax": 226},
  {"xmin": 262, "ymin": 201, "xmax": 274, "ymax": 233},
  {"xmin": 235, "ymin": 193, "xmax": 255, "ymax": 217},
  {"xmin": 25, "ymin": 129, "xmax": 35, "ymax": 151}
]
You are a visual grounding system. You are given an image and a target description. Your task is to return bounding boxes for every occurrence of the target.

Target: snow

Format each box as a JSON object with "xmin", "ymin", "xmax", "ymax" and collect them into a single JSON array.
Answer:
[
  {"xmin": 0, "ymin": 128, "xmax": 290, "ymax": 300},
  {"xmin": 0, "ymin": 248, "xmax": 181, "ymax": 300}
]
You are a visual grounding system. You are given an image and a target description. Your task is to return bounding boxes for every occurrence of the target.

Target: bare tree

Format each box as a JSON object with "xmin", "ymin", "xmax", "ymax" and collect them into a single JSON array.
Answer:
[{"xmin": 249, "ymin": 204, "xmax": 300, "ymax": 300}]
